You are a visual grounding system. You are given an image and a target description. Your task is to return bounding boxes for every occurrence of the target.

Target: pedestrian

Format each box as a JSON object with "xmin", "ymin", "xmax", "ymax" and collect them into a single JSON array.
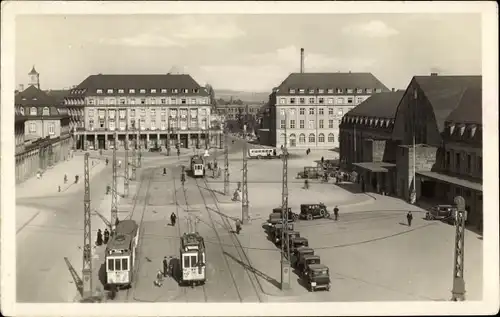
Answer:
[
  {"xmin": 177, "ymin": 148, "xmax": 180, "ymax": 158},
  {"xmin": 208, "ymin": 162, "xmax": 212, "ymax": 170},
  {"xmin": 96, "ymin": 229, "xmax": 103, "ymax": 246},
  {"xmin": 163, "ymin": 167, "xmax": 167, "ymax": 175},
  {"xmin": 407, "ymin": 211, "xmax": 413, "ymax": 227},
  {"xmin": 333, "ymin": 206, "xmax": 339, "ymax": 221},
  {"xmin": 163, "ymin": 256, "xmax": 169, "ymax": 277},
  {"xmin": 304, "ymin": 179, "xmax": 309, "ymax": 190},
  {"xmin": 235, "ymin": 219, "xmax": 242, "ymax": 235},
  {"xmin": 105, "ymin": 158, "xmax": 109, "ymax": 165},
  {"xmin": 75, "ymin": 175, "xmax": 79, "ymax": 184},
  {"xmin": 37, "ymin": 171, "xmax": 41, "ymax": 179},
  {"xmin": 58, "ymin": 185, "xmax": 61, "ymax": 192},
  {"xmin": 214, "ymin": 161, "xmax": 218, "ymax": 169},
  {"xmin": 64, "ymin": 174, "xmax": 68, "ymax": 184},
  {"xmin": 170, "ymin": 212, "xmax": 177, "ymax": 226},
  {"xmin": 106, "ymin": 185, "xmax": 111, "ymax": 195},
  {"xmin": 321, "ymin": 156, "xmax": 324, "ymax": 164},
  {"xmin": 103, "ymin": 228, "xmax": 110, "ymax": 244}
]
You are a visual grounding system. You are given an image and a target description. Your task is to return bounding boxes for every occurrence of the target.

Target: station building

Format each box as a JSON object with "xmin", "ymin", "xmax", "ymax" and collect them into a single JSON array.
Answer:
[
  {"xmin": 65, "ymin": 73, "xmax": 221, "ymax": 150},
  {"xmin": 263, "ymin": 72, "xmax": 389, "ymax": 149},
  {"xmin": 340, "ymin": 74, "xmax": 483, "ymax": 229},
  {"xmin": 14, "ymin": 67, "xmax": 72, "ymax": 183}
]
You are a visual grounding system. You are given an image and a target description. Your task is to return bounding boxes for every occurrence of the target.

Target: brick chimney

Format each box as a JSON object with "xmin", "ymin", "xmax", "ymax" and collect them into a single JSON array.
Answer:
[{"xmin": 300, "ymin": 48, "xmax": 305, "ymax": 73}]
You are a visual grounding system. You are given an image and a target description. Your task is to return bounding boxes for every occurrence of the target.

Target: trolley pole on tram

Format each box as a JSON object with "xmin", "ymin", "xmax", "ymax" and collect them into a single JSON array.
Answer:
[
  {"xmin": 241, "ymin": 123, "xmax": 250, "ymax": 224},
  {"xmin": 111, "ymin": 132, "xmax": 118, "ymax": 232},
  {"xmin": 223, "ymin": 126, "xmax": 230, "ymax": 196},
  {"xmin": 82, "ymin": 153, "xmax": 93, "ymax": 298},
  {"xmin": 451, "ymin": 195, "xmax": 467, "ymax": 301},
  {"xmin": 280, "ymin": 112, "xmax": 291, "ymax": 290}
]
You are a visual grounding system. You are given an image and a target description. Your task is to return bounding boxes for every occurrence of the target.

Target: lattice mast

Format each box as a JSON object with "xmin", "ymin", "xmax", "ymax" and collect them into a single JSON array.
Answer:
[
  {"xmin": 241, "ymin": 121, "xmax": 249, "ymax": 224},
  {"xmin": 124, "ymin": 126, "xmax": 129, "ymax": 197},
  {"xmin": 451, "ymin": 196, "xmax": 467, "ymax": 301},
  {"xmin": 111, "ymin": 132, "xmax": 118, "ymax": 231},
  {"xmin": 82, "ymin": 153, "xmax": 93, "ymax": 298},
  {"xmin": 280, "ymin": 112, "xmax": 290, "ymax": 290},
  {"xmin": 223, "ymin": 126, "xmax": 230, "ymax": 195}
]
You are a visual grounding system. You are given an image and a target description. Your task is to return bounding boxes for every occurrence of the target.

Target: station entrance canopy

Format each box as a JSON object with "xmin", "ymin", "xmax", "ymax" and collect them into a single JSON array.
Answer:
[
  {"xmin": 416, "ymin": 171, "xmax": 482, "ymax": 192},
  {"xmin": 353, "ymin": 162, "xmax": 396, "ymax": 173}
]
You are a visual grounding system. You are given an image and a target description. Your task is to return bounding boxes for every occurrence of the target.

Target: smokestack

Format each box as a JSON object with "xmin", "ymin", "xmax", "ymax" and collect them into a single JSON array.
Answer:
[{"xmin": 300, "ymin": 48, "xmax": 304, "ymax": 73}]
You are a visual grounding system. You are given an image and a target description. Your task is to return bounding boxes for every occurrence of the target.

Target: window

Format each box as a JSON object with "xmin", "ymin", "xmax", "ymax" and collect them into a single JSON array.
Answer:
[
  {"xmin": 299, "ymin": 98, "xmax": 305, "ymax": 104},
  {"xmin": 299, "ymin": 108, "xmax": 305, "ymax": 115},
  {"xmin": 328, "ymin": 108, "xmax": 334, "ymax": 115},
  {"xmin": 151, "ymin": 89, "xmax": 157, "ymax": 93},
  {"xmin": 319, "ymin": 119, "xmax": 324, "ymax": 128},
  {"xmin": 150, "ymin": 98, "xmax": 156, "ymax": 105},
  {"xmin": 308, "ymin": 89, "xmax": 315, "ymax": 94},
  {"xmin": 173, "ymin": 89, "xmax": 178, "ymax": 93},
  {"xmin": 290, "ymin": 120, "xmax": 296, "ymax": 128},
  {"xmin": 122, "ymin": 258, "xmax": 128, "ymax": 271},
  {"xmin": 151, "ymin": 121, "xmax": 156, "ymax": 130},
  {"xmin": 337, "ymin": 109, "xmax": 344, "ymax": 116},
  {"xmin": 140, "ymin": 108, "xmax": 146, "ymax": 117},
  {"xmin": 120, "ymin": 99, "xmax": 126, "ymax": 105},
  {"xmin": 99, "ymin": 99, "xmax": 104, "ymax": 105},
  {"xmin": 328, "ymin": 119, "xmax": 334, "ymax": 128},
  {"xmin": 290, "ymin": 98, "xmax": 296, "ymax": 104},
  {"xmin": 328, "ymin": 133, "xmax": 334, "ymax": 142},
  {"xmin": 161, "ymin": 98, "xmax": 166, "ymax": 104},
  {"xmin": 366, "ymin": 88, "xmax": 372, "ymax": 93},
  {"xmin": 299, "ymin": 120, "xmax": 305, "ymax": 129},
  {"xmin": 201, "ymin": 99, "xmax": 207, "ymax": 104},
  {"xmin": 30, "ymin": 107, "xmax": 37, "ymax": 115},
  {"xmin": 183, "ymin": 89, "xmax": 189, "ymax": 93},
  {"xmin": 48, "ymin": 123, "xmax": 55, "ymax": 135},
  {"xmin": 280, "ymin": 119, "xmax": 286, "ymax": 129},
  {"xmin": 308, "ymin": 120, "xmax": 314, "ymax": 129},
  {"xmin": 336, "ymin": 88, "xmax": 343, "ymax": 93},
  {"xmin": 290, "ymin": 109, "xmax": 295, "ymax": 115},
  {"xmin": 327, "ymin": 89, "xmax": 334, "ymax": 94},
  {"xmin": 280, "ymin": 98, "xmax": 286, "ymax": 104},
  {"xmin": 99, "ymin": 119, "xmax": 105, "ymax": 128},
  {"xmin": 191, "ymin": 98, "xmax": 196, "ymax": 104},
  {"xmin": 98, "ymin": 109, "xmax": 105, "ymax": 118},
  {"xmin": 181, "ymin": 99, "xmax": 187, "ymax": 104},
  {"xmin": 129, "ymin": 89, "xmax": 135, "ymax": 94},
  {"xmin": 119, "ymin": 109, "xmax": 126, "ymax": 119},
  {"xmin": 130, "ymin": 109, "xmax": 136, "ymax": 117},
  {"xmin": 130, "ymin": 99, "xmax": 136, "ymax": 105},
  {"xmin": 171, "ymin": 98, "xmax": 177, "ymax": 104},
  {"xmin": 97, "ymin": 89, "xmax": 103, "ymax": 94},
  {"xmin": 109, "ymin": 98, "xmax": 115, "ymax": 105},
  {"xmin": 319, "ymin": 108, "xmax": 324, "ymax": 115},
  {"xmin": 20, "ymin": 107, "xmax": 25, "ymax": 115},
  {"xmin": 308, "ymin": 133, "xmax": 315, "ymax": 143},
  {"xmin": 109, "ymin": 120, "xmax": 115, "ymax": 131},
  {"xmin": 356, "ymin": 97, "xmax": 364, "ymax": 104},
  {"xmin": 88, "ymin": 119, "xmax": 94, "ymax": 130},
  {"xmin": 309, "ymin": 97, "xmax": 315, "ymax": 103},
  {"xmin": 161, "ymin": 89, "xmax": 167, "ymax": 93},
  {"xmin": 318, "ymin": 133, "xmax": 325, "ymax": 142},
  {"xmin": 107, "ymin": 259, "xmax": 114, "ymax": 271},
  {"xmin": 29, "ymin": 122, "xmax": 36, "ymax": 133},
  {"xmin": 42, "ymin": 107, "xmax": 50, "ymax": 115},
  {"xmin": 375, "ymin": 88, "xmax": 382, "ymax": 93},
  {"xmin": 456, "ymin": 153, "xmax": 461, "ymax": 171},
  {"xmin": 107, "ymin": 89, "xmax": 113, "ymax": 94},
  {"xmin": 88, "ymin": 99, "xmax": 95, "ymax": 105},
  {"xmin": 201, "ymin": 108, "xmax": 207, "ymax": 116},
  {"xmin": 318, "ymin": 89, "xmax": 324, "ymax": 94},
  {"xmin": 309, "ymin": 108, "xmax": 315, "ymax": 115},
  {"xmin": 347, "ymin": 97, "xmax": 353, "ymax": 104},
  {"xmin": 118, "ymin": 89, "xmax": 124, "ymax": 94},
  {"xmin": 347, "ymin": 88, "xmax": 354, "ymax": 94},
  {"xmin": 289, "ymin": 89, "xmax": 295, "ymax": 93},
  {"xmin": 318, "ymin": 98, "xmax": 324, "ymax": 104},
  {"xmin": 140, "ymin": 89, "xmax": 146, "ymax": 94},
  {"xmin": 299, "ymin": 134, "xmax": 306, "ymax": 144},
  {"xmin": 299, "ymin": 89, "xmax": 305, "ymax": 94},
  {"xmin": 119, "ymin": 121, "xmax": 126, "ymax": 130},
  {"xmin": 356, "ymin": 88, "xmax": 363, "ymax": 94},
  {"xmin": 150, "ymin": 108, "xmax": 156, "ymax": 116}
]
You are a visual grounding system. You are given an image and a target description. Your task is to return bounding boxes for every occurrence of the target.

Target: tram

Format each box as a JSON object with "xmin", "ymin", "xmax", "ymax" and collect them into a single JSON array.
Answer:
[
  {"xmin": 179, "ymin": 232, "xmax": 206, "ymax": 286},
  {"xmin": 190, "ymin": 155, "xmax": 205, "ymax": 177},
  {"xmin": 104, "ymin": 220, "xmax": 139, "ymax": 289}
]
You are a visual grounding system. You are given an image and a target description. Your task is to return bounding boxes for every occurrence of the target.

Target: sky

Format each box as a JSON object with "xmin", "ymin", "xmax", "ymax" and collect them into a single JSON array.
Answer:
[{"xmin": 15, "ymin": 13, "xmax": 482, "ymax": 92}]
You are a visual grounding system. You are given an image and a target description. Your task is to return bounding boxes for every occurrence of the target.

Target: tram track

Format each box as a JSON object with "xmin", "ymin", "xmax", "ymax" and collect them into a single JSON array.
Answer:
[{"xmin": 195, "ymin": 177, "xmax": 263, "ymax": 303}]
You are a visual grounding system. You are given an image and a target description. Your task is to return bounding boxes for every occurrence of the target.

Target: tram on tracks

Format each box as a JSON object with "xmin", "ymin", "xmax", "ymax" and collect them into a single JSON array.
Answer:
[
  {"xmin": 179, "ymin": 232, "xmax": 206, "ymax": 286},
  {"xmin": 104, "ymin": 220, "xmax": 139, "ymax": 290},
  {"xmin": 190, "ymin": 155, "xmax": 205, "ymax": 178}
]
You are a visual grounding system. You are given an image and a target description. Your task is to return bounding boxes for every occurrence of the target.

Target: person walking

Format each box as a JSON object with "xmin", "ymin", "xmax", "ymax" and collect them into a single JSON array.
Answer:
[
  {"xmin": 163, "ymin": 256, "xmax": 169, "ymax": 277},
  {"xmin": 407, "ymin": 211, "xmax": 413, "ymax": 227},
  {"xmin": 170, "ymin": 212, "xmax": 177, "ymax": 226},
  {"xmin": 333, "ymin": 206, "xmax": 339, "ymax": 221},
  {"xmin": 103, "ymin": 228, "xmax": 110, "ymax": 244},
  {"xmin": 64, "ymin": 174, "xmax": 68, "ymax": 184},
  {"xmin": 96, "ymin": 229, "xmax": 103, "ymax": 246},
  {"xmin": 235, "ymin": 219, "xmax": 242, "ymax": 235}
]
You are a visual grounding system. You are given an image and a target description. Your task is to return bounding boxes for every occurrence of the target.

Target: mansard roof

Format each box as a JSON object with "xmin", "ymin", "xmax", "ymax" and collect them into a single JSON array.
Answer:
[
  {"xmin": 445, "ymin": 87, "xmax": 482, "ymax": 125},
  {"xmin": 15, "ymin": 85, "xmax": 57, "ymax": 106},
  {"xmin": 345, "ymin": 90, "xmax": 405, "ymax": 119}
]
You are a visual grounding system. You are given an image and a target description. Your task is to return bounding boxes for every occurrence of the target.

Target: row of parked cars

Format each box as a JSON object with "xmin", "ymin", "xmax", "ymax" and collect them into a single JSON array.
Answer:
[{"xmin": 265, "ymin": 206, "xmax": 331, "ymax": 292}]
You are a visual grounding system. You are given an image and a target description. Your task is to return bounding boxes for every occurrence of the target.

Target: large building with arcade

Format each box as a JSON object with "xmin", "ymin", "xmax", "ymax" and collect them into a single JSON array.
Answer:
[{"xmin": 65, "ymin": 73, "xmax": 222, "ymax": 150}]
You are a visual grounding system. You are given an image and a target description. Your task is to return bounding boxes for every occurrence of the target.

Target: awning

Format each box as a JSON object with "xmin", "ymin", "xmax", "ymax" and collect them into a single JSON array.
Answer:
[
  {"xmin": 417, "ymin": 170, "xmax": 482, "ymax": 192},
  {"xmin": 353, "ymin": 162, "xmax": 396, "ymax": 173}
]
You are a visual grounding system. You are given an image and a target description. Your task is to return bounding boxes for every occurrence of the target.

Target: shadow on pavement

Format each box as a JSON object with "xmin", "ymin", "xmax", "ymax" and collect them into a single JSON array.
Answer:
[
  {"xmin": 335, "ymin": 182, "xmax": 364, "ymax": 194},
  {"xmin": 64, "ymin": 256, "xmax": 83, "ymax": 297},
  {"xmin": 398, "ymin": 222, "xmax": 409, "ymax": 226},
  {"xmin": 98, "ymin": 263, "xmax": 107, "ymax": 290},
  {"xmin": 223, "ymin": 251, "xmax": 280, "ymax": 290},
  {"xmin": 296, "ymin": 277, "xmax": 310, "ymax": 291}
]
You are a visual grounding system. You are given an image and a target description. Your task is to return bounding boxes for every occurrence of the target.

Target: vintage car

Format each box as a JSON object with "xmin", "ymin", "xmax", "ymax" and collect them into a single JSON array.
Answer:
[
  {"xmin": 267, "ymin": 212, "xmax": 283, "ymax": 228},
  {"xmin": 425, "ymin": 204, "xmax": 456, "ymax": 221},
  {"xmin": 298, "ymin": 254, "xmax": 321, "ymax": 276},
  {"xmin": 272, "ymin": 207, "xmax": 298, "ymax": 222},
  {"xmin": 292, "ymin": 246, "xmax": 314, "ymax": 268},
  {"xmin": 269, "ymin": 223, "xmax": 294, "ymax": 244},
  {"xmin": 149, "ymin": 146, "xmax": 162, "ymax": 152},
  {"xmin": 300, "ymin": 203, "xmax": 330, "ymax": 220},
  {"xmin": 305, "ymin": 264, "xmax": 331, "ymax": 292},
  {"xmin": 286, "ymin": 236, "xmax": 309, "ymax": 254},
  {"xmin": 297, "ymin": 166, "xmax": 324, "ymax": 179}
]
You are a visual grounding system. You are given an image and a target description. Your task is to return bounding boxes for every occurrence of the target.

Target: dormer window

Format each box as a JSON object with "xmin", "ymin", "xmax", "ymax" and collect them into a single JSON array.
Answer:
[
  {"xmin": 327, "ymin": 89, "xmax": 334, "ymax": 94},
  {"xmin": 356, "ymin": 88, "xmax": 363, "ymax": 94},
  {"xmin": 449, "ymin": 124, "xmax": 455, "ymax": 135},
  {"xmin": 151, "ymin": 89, "xmax": 157, "ymax": 93},
  {"xmin": 107, "ymin": 89, "xmax": 113, "ymax": 94},
  {"xmin": 299, "ymin": 89, "xmax": 305, "ymax": 94},
  {"xmin": 129, "ymin": 89, "xmax": 135, "ymax": 94},
  {"xmin": 289, "ymin": 89, "xmax": 296, "ymax": 93},
  {"xmin": 97, "ymin": 89, "xmax": 103, "ymax": 94},
  {"xmin": 32, "ymin": 97, "xmax": 37, "ymax": 101},
  {"xmin": 470, "ymin": 125, "xmax": 477, "ymax": 137},
  {"xmin": 161, "ymin": 89, "xmax": 167, "ymax": 93},
  {"xmin": 183, "ymin": 89, "xmax": 189, "ymax": 93},
  {"xmin": 347, "ymin": 88, "xmax": 354, "ymax": 94},
  {"xmin": 118, "ymin": 89, "xmax": 124, "ymax": 94},
  {"xmin": 459, "ymin": 125, "xmax": 465, "ymax": 136},
  {"xmin": 22, "ymin": 97, "xmax": 27, "ymax": 101},
  {"xmin": 375, "ymin": 88, "xmax": 382, "ymax": 93},
  {"xmin": 318, "ymin": 89, "xmax": 325, "ymax": 94},
  {"xmin": 194, "ymin": 89, "xmax": 199, "ymax": 93},
  {"xmin": 42, "ymin": 107, "xmax": 50, "ymax": 116},
  {"xmin": 140, "ymin": 89, "xmax": 146, "ymax": 94},
  {"xmin": 308, "ymin": 89, "xmax": 315, "ymax": 94},
  {"xmin": 173, "ymin": 89, "xmax": 178, "ymax": 93},
  {"xmin": 366, "ymin": 88, "xmax": 373, "ymax": 93},
  {"xmin": 336, "ymin": 88, "xmax": 343, "ymax": 93}
]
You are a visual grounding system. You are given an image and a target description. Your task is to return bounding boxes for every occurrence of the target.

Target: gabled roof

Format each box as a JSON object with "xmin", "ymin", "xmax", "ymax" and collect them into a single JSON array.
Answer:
[
  {"xmin": 345, "ymin": 90, "xmax": 405, "ymax": 119},
  {"xmin": 46, "ymin": 89, "xmax": 69, "ymax": 104},
  {"xmin": 446, "ymin": 87, "xmax": 482, "ymax": 125},
  {"xmin": 15, "ymin": 85, "xmax": 57, "ymax": 106},
  {"xmin": 414, "ymin": 75, "xmax": 482, "ymax": 132},
  {"xmin": 275, "ymin": 72, "xmax": 389, "ymax": 95},
  {"xmin": 71, "ymin": 74, "xmax": 209, "ymax": 96}
]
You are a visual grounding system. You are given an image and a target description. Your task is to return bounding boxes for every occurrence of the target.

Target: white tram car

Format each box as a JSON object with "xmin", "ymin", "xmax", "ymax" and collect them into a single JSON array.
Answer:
[
  {"xmin": 179, "ymin": 232, "xmax": 206, "ymax": 286},
  {"xmin": 190, "ymin": 155, "xmax": 205, "ymax": 177},
  {"xmin": 105, "ymin": 220, "xmax": 139, "ymax": 289}
]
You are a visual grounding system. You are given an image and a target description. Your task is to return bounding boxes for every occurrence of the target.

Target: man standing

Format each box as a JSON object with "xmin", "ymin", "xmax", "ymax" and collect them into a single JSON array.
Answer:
[
  {"xmin": 407, "ymin": 211, "xmax": 413, "ymax": 227},
  {"xmin": 333, "ymin": 206, "xmax": 339, "ymax": 221},
  {"xmin": 163, "ymin": 256, "xmax": 169, "ymax": 277}
]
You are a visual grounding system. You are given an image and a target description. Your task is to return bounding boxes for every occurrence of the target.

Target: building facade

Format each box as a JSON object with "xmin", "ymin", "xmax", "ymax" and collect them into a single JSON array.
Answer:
[
  {"xmin": 267, "ymin": 72, "xmax": 389, "ymax": 149},
  {"xmin": 66, "ymin": 74, "xmax": 222, "ymax": 150},
  {"xmin": 14, "ymin": 70, "xmax": 72, "ymax": 183}
]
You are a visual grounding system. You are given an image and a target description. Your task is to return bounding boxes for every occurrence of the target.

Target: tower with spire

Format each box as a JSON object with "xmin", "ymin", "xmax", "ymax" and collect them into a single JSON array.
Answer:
[{"xmin": 28, "ymin": 65, "xmax": 40, "ymax": 89}]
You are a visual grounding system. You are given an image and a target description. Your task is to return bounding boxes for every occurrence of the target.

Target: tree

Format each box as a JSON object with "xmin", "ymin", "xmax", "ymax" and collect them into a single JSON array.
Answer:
[{"xmin": 205, "ymin": 84, "xmax": 216, "ymax": 106}]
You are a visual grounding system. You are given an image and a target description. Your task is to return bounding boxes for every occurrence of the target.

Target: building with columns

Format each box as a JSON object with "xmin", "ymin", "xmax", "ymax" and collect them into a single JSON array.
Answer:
[
  {"xmin": 14, "ymin": 67, "xmax": 72, "ymax": 183},
  {"xmin": 339, "ymin": 73, "xmax": 482, "ymax": 230},
  {"xmin": 265, "ymin": 72, "xmax": 389, "ymax": 149},
  {"xmin": 66, "ymin": 73, "xmax": 221, "ymax": 150}
]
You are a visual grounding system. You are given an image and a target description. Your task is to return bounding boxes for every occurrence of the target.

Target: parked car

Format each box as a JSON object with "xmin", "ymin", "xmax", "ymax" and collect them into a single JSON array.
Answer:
[
  {"xmin": 297, "ymin": 167, "xmax": 324, "ymax": 179},
  {"xmin": 269, "ymin": 223, "xmax": 294, "ymax": 244},
  {"xmin": 298, "ymin": 254, "xmax": 321, "ymax": 276},
  {"xmin": 149, "ymin": 146, "xmax": 161, "ymax": 152},
  {"xmin": 286, "ymin": 236, "xmax": 309, "ymax": 254},
  {"xmin": 292, "ymin": 246, "xmax": 314, "ymax": 268},
  {"xmin": 272, "ymin": 207, "xmax": 298, "ymax": 222},
  {"xmin": 425, "ymin": 204, "xmax": 456, "ymax": 221},
  {"xmin": 300, "ymin": 203, "xmax": 330, "ymax": 220},
  {"xmin": 267, "ymin": 212, "xmax": 284, "ymax": 228},
  {"xmin": 305, "ymin": 264, "xmax": 331, "ymax": 292}
]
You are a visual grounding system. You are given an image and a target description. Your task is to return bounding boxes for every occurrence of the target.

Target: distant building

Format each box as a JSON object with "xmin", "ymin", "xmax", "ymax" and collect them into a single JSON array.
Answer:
[
  {"xmin": 64, "ymin": 73, "xmax": 221, "ymax": 150},
  {"xmin": 14, "ymin": 66, "xmax": 72, "ymax": 183},
  {"xmin": 264, "ymin": 72, "xmax": 389, "ymax": 149},
  {"xmin": 340, "ymin": 73, "xmax": 483, "ymax": 231}
]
